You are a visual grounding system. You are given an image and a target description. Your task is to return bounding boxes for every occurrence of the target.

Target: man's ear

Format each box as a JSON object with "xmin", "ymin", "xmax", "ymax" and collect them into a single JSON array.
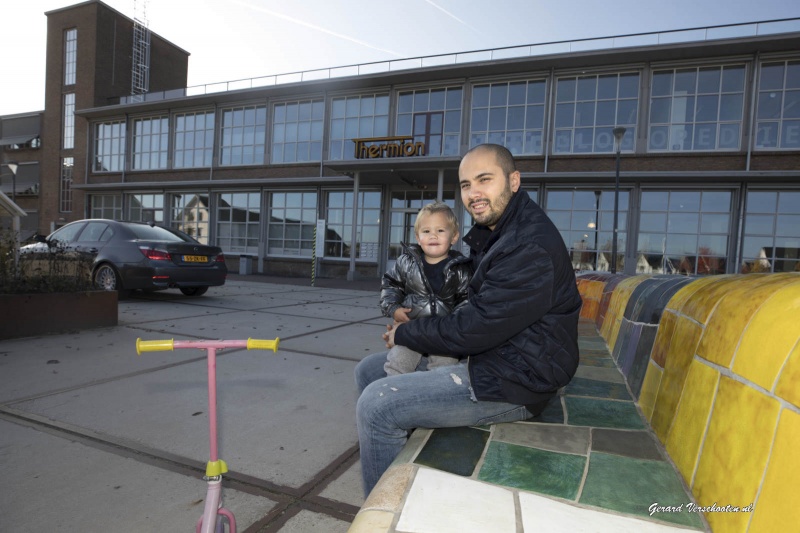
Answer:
[{"xmin": 509, "ymin": 170, "xmax": 521, "ymax": 192}]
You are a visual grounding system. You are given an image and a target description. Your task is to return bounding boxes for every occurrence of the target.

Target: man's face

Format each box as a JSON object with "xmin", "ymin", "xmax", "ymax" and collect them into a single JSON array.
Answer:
[{"xmin": 459, "ymin": 149, "xmax": 520, "ymax": 230}]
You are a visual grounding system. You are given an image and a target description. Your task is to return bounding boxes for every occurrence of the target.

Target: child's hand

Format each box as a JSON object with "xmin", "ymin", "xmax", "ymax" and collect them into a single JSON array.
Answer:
[{"xmin": 393, "ymin": 307, "xmax": 412, "ymax": 323}]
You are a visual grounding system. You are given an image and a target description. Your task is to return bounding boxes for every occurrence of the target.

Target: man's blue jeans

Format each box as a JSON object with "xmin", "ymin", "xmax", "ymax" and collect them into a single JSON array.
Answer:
[{"xmin": 355, "ymin": 351, "xmax": 532, "ymax": 496}]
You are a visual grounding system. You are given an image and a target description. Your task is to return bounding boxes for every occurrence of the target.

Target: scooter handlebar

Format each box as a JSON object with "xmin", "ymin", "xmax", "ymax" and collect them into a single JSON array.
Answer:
[
  {"xmin": 136, "ymin": 338, "xmax": 174, "ymax": 354},
  {"xmin": 248, "ymin": 338, "xmax": 280, "ymax": 352}
]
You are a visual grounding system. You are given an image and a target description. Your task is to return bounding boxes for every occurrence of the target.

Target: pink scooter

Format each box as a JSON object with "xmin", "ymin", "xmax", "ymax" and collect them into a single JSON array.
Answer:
[{"xmin": 136, "ymin": 337, "xmax": 280, "ymax": 533}]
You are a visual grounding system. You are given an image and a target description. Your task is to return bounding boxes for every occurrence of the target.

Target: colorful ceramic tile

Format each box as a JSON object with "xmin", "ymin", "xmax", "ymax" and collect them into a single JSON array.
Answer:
[
  {"xmin": 650, "ymin": 310, "xmax": 677, "ymax": 368},
  {"xmin": 638, "ymin": 361, "xmax": 663, "ymax": 423},
  {"xmin": 478, "ymin": 441, "xmax": 585, "ymax": 500},
  {"xmin": 733, "ymin": 279, "xmax": 800, "ymax": 391},
  {"xmin": 650, "ymin": 316, "xmax": 703, "ymax": 441},
  {"xmin": 536, "ymin": 396, "xmax": 566, "ymax": 423},
  {"xmin": 748, "ymin": 409, "xmax": 800, "ymax": 532},
  {"xmin": 591, "ymin": 428, "xmax": 665, "ymax": 461},
  {"xmin": 520, "ymin": 491, "xmax": 704, "ymax": 532},
  {"xmin": 664, "ymin": 275, "xmax": 722, "ymax": 313},
  {"xmin": 574, "ymin": 365, "xmax": 626, "ymax": 384},
  {"xmin": 629, "ymin": 325, "xmax": 659, "ymax": 399},
  {"xmin": 679, "ymin": 275, "xmax": 740, "ymax": 325},
  {"xmin": 566, "ymin": 377, "xmax": 631, "ymax": 399},
  {"xmin": 620, "ymin": 322, "xmax": 643, "ymax": 377},
  {"xmin": 697, "ymin": 275, "xmax": 794, "ymax": 369},
  {"xmin": 397, "ymin": 468, "xmax": 517, "ymax": 533},
  {"xmin": 774, "ymin": 340, "xmax": 800, "ymax": 408},
  {"xmin": 665, "ymin": 359, "xmax": 719, "ymax": 485},
  {"xmin": 565, "ymin": 397, "xmax": 645, "ymax": 429},
  {"xmin": 580, "ymin": 452, "xmax": 703, "ymax": 528},
  {"xmin": 693, "ymin": 377, "xmax": 780, "ymax": 533},
  {"xmin": 492, "ymin": 422, "xmax": 590, "ymax": 455},
  {"xmin": 414, "ymin": 427, "xmax": 489, "ymax": 477}
]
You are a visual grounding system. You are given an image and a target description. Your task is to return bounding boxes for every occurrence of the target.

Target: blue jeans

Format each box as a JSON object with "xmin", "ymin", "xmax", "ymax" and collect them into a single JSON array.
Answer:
[{"xmin": 355, "ymin": 351, "xmax": 532, "ymax": 496}]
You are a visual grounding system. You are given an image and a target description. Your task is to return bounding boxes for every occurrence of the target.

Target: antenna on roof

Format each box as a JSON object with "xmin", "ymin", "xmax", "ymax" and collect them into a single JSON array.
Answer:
[{"xmin": 131, "ymin": 0, "xmax": 151, "ymax": 103}]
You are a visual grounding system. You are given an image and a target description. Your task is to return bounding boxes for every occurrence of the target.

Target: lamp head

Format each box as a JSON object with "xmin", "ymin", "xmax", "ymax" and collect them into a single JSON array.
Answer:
[{"xmin": 6, "ymin": 161, "xmax": 19, "ymax": 175}]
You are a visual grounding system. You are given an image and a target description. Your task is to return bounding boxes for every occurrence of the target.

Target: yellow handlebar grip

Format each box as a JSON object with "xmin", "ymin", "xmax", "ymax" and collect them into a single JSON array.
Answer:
[
  {"xmin": 136, "ymin": 338, "xmax": 175, "ymax": 354},
  {"xmin": 247, "ymin": 338, "xmax": 280, "ymax": 352}
]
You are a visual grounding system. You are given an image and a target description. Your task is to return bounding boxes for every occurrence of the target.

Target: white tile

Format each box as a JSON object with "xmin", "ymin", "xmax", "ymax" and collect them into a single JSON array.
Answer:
[
  {"xmin": 518, "ymin": 491, "xmax": 700, "ymax": 532},
  {"xmin": 395, "ymin": 468, "xmax": 516, "ymax": 533}
]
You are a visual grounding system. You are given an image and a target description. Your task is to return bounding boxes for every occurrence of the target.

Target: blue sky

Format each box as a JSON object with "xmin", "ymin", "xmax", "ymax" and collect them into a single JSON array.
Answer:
[{"xmin": 1, "ymin": 0, "xmax": 799, "ymax": 115}]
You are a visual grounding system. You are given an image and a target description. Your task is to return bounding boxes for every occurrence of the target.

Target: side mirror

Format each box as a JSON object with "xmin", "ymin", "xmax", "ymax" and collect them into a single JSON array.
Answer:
[{"xmin": 34, "ymin": 234, "xmax": 47, "ymax": 243}]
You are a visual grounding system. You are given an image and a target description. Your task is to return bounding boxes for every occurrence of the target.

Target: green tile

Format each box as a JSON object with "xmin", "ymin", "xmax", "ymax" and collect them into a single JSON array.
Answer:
[
  {"xmin": 534, "ymin": 396, "xmax": 565, "ymax": 423},
  {"xmin": 478, "ymin": 441, "xmax": 585, "ymax": 500},
  {"xmin": 591, "ymin": 428, "xmax": 665, "ymax": 461},
  {"xmin": 580, "ymin": 452, "xmax": 704, "ymax": 529},
  {"xmin": 414, "ymin": 426, "xmax": 489, "ymax": 476},
  {"xmin": 565, "ymin": 397, "xmax": 645, "ymax": 429},
  {"xmin": 566, "ymin": 377, "xmax": 631, "ymax": 400},
  {"xmin": 578, "ymin": 355, "xmax": 617, "ymax": 368}
]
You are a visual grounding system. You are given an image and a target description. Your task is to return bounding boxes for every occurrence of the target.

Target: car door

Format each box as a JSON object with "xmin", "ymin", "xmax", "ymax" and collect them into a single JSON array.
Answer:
[
  {"xmin": 23, "ymin": 221, "xmax": 87, "ymax": 278},
  {"xmin": 73, "ymin": 221, "xmax": 115, "ymax": 277}
]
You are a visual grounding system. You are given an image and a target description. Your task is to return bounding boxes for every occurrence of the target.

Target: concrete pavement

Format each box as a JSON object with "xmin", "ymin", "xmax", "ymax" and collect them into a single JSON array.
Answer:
[{"xmin": 0, "ymin": 275, "xmax": 385, "ymax": 532}]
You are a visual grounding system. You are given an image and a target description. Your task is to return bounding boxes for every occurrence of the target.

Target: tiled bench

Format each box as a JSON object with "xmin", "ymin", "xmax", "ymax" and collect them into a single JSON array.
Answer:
[{"xmin": 349, "ymin": 273, "xmax": 800, "ymax": 533}]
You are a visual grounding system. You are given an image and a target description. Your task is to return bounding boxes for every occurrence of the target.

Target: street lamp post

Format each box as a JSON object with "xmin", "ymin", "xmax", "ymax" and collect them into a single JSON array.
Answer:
[
  {"xmin": 6, "ymin": 161, "xmax": 19, "ymax": 203},
  {"xmin": 611, "ymin": 127, "xmax": 626, "ymax": 274}
]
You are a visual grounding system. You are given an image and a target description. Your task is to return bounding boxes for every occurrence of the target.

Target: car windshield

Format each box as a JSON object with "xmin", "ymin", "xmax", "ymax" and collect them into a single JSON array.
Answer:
[{"xmin": 128, "ymin": 224, "xmax": 192, "ymax": 242}]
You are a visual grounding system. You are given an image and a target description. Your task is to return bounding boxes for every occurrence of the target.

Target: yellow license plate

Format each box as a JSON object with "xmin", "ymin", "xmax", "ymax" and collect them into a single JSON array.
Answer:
[{"xmin": 183, "ymin": 255, "xmax": 207, "ymax": 263}]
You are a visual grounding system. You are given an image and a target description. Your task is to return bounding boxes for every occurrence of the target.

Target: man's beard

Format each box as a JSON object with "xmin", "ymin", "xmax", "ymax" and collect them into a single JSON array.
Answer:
[{"xmin": 469, "ymin": 183, "xmax": 514, "ymax": 228}]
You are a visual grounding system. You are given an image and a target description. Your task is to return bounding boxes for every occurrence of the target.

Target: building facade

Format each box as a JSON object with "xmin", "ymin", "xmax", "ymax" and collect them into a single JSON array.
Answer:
[{"xmin": 4, "ymin": 1, "xmax": 800, "ymax": 280}]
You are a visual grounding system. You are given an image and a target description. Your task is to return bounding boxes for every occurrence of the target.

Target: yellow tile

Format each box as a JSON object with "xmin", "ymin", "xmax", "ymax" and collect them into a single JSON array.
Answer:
[
  {"xmin": 650, "ymin": 316, "xmax": 703, "ymax": 441},
  {"xmin": 774, "ymin": 340, "xmax": 800, "ymax": 409},
  {"xmin": 748, "ymin": 409, "xmax": 800, "ymax": 532},
  {"xmin": 680, "ymin": 275, "xmax": 742, "ymax": 325},
  {"xmin": 734, "ymin": 279, "xmax": 800, "ymax": 391},
  {"xmin": 697, "ymin": 275, "xmax": 794, "ymax": 369},
  {"xmin": 693, "ymin": 377, "xmax": 780, "ymax": 533},
  {"xmin": 665, "ymin": 359, "xmax": 719, "ymax": 485},
  {"xmin": 638, "ymin": 360, "xmax": 663, "ymax": 422},
  {"xmin": 605, "ymin": 276, "xmax": 650, "ymax": 349},
  {"xmin": 650, "ymin": 311, "xmax": 677, "ymax": 368},
  {"xmin": 665, "ymin": 275, "xmax": 723, "ymax": 312}
]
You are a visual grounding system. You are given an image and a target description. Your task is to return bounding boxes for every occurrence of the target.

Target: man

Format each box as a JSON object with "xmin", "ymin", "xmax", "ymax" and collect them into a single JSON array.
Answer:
[{"xmin": 355, "ymin": 143, "xmax": 582, "ymax": 496}]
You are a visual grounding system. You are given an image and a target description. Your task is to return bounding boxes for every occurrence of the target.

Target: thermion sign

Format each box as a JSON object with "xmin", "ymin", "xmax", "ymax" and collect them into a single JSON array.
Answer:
[{"xmin": 353, "ymin": 136, "xmax": 426, "ymax": 159}]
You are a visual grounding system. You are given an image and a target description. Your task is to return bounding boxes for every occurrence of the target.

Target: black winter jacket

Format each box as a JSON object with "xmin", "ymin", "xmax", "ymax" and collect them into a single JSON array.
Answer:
[
  {"xmin": 395, "ymin": 191, "xmax": 582, "ymax": 405},
  {"xmin": 380, "ymin": 243, "xmax": 472, "ymax": 321}
]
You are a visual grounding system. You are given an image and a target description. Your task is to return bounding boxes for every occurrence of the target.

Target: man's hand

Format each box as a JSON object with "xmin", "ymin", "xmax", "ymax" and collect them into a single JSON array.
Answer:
[
  {"xmin": 382, "ymin": 322, "xmax": 399, "ymax": 348},
  {"xmin": 392, "ymin": 307, "xmax": 412, "ymax": 323}
]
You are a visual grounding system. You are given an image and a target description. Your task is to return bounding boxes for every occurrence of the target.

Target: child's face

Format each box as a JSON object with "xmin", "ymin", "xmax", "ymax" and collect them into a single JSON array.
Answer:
[{"xmin": 415, "ymin": 211, "xmax": 459, "ymax": 263}]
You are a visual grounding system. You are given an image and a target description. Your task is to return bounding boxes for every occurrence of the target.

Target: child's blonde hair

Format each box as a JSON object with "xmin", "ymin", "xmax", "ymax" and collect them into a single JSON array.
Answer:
[{"xmin": 414, "ymin": 201, "xmax": 459, "ymax": 235}]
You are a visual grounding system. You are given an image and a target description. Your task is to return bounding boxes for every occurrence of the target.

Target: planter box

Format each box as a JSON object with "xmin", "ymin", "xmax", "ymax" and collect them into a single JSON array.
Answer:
[{"xmin": 0, "ymin": 290, "xmax": 118, "ymax": 340}]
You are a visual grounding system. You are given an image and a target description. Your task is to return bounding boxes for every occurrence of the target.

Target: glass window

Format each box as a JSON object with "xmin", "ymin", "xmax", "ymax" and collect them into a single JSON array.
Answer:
[
  {"xmin": 216, "ymin": 191, "xmax": 261, "ymax": 254},
  {"xmin": 329, "ymin": 94, "xmax": 389, "ymax": 160},
  {"xmin": 637, "ymin": 190, "xmax": 731, "ymax": 275},
  {"xmin": 175, "ymin": 111, "xmax": 215, "ymax": 168},
  {"xmin": 127, "ymin": 193, "xmax": 164, "ymax": 223},
  {"xmin": 545, "ymin": 189, "xmax": 629, "ymax": 272},
  {"xmin": 325, "ymin": 190, "xmax": 381, "ymax": 260},
  {"xmin": 554, "ymin": 72, "xmax": 639, "ymax": 154},
  {"xmin": 755, "ymin": 59, "xmax": 800, "ymax": 149},
  {"xmin": 63, "ymin": 93, "xmax": 75, "ymax": 149},
  {"xmin": 649, "ymin": 64, "xmax": 745, "ymax": 152},
  {"xmin": 267, "ymin": 191, "xmax": 318, "ymax": 256},
  {"xmin": 272, "ymin": 99, "xmax": 323, "ymax": 163},
  {"xmin": 60, "ymin": 157, "xmax": 73, "ymax": 213},
  {"xmin": 89, "ymin": 194, "xmax": 122, "ymax": 220},
  {"xmin": 132, "ymin": 116, "xmax": 169, "ymax": 170},
  {"xmin": 741, "ymin": 190, "xmax": 800, "ymax": 273},
  {"xmin": 220, "ymin": 105, "xmax": 267, "ymax": 165},
  {"xmin": 64, "ymin": 28, "xmax": 77, "ymax": 85},
  {"xmin": 93, "ymin": 120, "xmax": 126, "ymax": 172},
  {"xmin": 470, "ymin": 79, "xmax": 546, "ymax": 155},
  {"xmin": 171, "ymin": 193, "xmax": 211, "ymax": 244},
  {"xmin": 396, "ymin": 87, "xmax": 461, "ymax": 156}
]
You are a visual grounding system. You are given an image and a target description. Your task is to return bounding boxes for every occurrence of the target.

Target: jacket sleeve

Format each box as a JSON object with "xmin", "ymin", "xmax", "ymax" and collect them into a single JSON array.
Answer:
[
  {"xmin": 395, "ymin": 242, "xmax": 553, "ymax": 356},
  {"xmin": 380, "ymin": 257, "xmax": 408, "ymax": 318}
]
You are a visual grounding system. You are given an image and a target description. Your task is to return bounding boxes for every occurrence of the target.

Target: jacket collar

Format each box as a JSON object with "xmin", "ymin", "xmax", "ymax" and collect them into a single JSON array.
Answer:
[{"xmin": 463, "ymin": 190, "xmax": 528, "ymax": 254}]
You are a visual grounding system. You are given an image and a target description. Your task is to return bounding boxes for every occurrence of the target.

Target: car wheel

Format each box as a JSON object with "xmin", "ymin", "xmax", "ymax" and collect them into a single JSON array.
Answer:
[
  {"xmin": 180, "ymin": 287, "xmax": 209, "ymax": 296},
  {"xmin": 94, "ymin": 264, "xmax": 121, "ymax": 291}
]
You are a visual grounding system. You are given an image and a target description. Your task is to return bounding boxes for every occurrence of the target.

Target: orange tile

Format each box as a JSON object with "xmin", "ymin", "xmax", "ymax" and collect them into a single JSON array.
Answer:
[{"xmin": 693, "ymin": 377, "xmax": 780, "ymax": 533}]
